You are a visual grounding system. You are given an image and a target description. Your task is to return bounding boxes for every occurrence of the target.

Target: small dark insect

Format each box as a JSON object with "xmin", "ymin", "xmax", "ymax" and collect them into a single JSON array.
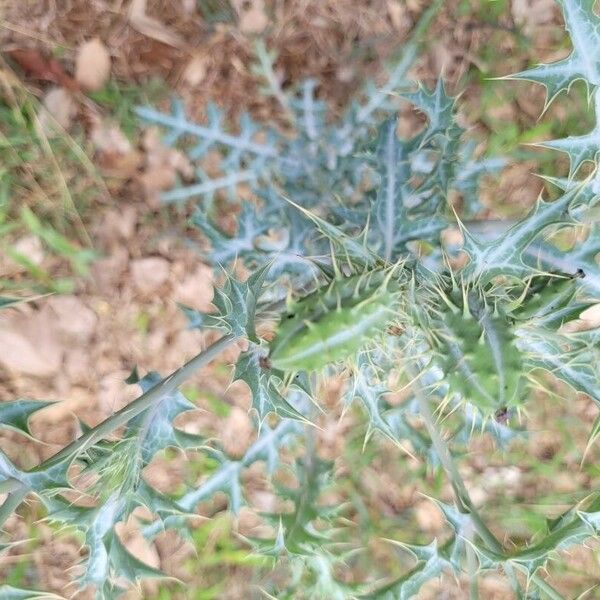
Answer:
[
  {"xmin": 259, "ymin": 356, "xmax": 272, "ymax": 370},
  {"xmin": 575, "ymin": 268, "xmax": 586, "ymax": 279},
  {"xmin": 494, "ymin": 406, "xmax": 509, "ymax": 425},
  {"xmin": 387, "ymin": 325, "xmax": 404, "ymax": 336}
]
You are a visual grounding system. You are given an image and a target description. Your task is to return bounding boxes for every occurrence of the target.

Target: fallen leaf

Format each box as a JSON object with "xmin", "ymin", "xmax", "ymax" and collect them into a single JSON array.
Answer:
[
  {"xmin": 234, "ymin": 0, "xmax": 268, "ymax": 34},
  {"xmin": 47, "ymin": 296, "xmax": 98, "ymax": 342},
  {"xmin": 128, "ymin": 0, "xmax": 186, "ymax": 48},
  {"xmin": 182, "ymin": 54, "xmax": 208, "ymax": 86},
  {"xmin": 75, "ymin": 38, "xmax": 112, "ymax": 91},
  {"xmin": 173, "ymin": 264, "xmax": 214, "ymax": 310},
  {"xmin": 90, "ymin": 119, "xmax": 132, "ymax": 154},
  {"xmin": 413, "ymin": 500, "xmax": 445, "ymax": 533},
  {"xmin": 12, "ymin": 235, "xmax": 45, "ymax": 267},
  {"xmin": 0, "ymin": 310, "xmax": 63, "ymax": 377},
  {"xmin": 220, "ymin": 406, "xmax": 253, "ymax": 457},
  {"xmin": 131, "ymin": 257, "xmax": 170, "ymax": 294},
  {"xmin": 386, "ymin": 0, "xmax": 408, "ymax": 31},
  {"xmin": 512, "ymin": 0, "xmax": 556, "ymax": 34},
  {"xmin": 8, "ymin": 48, "xmax": 78, "ymax": 91},
  {"xmin": 38, "ymin": 87, "xmax": 77, "ymax": 134}
]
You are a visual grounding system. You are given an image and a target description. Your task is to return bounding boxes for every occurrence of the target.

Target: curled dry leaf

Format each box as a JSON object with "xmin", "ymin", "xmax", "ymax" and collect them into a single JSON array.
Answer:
[{"xmin": 75, "ymin": 38, "xmax": 112, "ymax": 91}]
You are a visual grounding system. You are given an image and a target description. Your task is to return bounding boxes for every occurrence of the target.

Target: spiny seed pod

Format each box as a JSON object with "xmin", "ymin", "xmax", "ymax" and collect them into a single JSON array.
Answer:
[
  {"xmin": 269, "ymin": 268, "xmax": 402, "ymax": 372},
  {"xmin": 433, "ymin": 283, "xmax": 525, "ymax": 416}
]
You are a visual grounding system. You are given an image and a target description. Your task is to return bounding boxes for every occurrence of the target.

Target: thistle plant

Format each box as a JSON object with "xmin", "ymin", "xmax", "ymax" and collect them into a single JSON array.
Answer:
[{"xmin": 2, "ymin": 1, "xmax": 600, "ymax": 598}]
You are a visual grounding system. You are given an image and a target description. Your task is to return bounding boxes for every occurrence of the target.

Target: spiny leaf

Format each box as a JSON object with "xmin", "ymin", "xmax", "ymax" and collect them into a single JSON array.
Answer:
[
  {"xmin": 258, "ymin": 457, "xmax": 335, "ymax": 556},
  {"xmin": 233, "ymin": 348, "xmax": 306, "ymax": 421},
  {"xmin": 284, "ymin": 196, "xmax": 380, "ymax": 267},
  {"xmin": 370, "ymin": 117, "xmax": 446, "ymax": 261},
  {"xmin": 535, "ymin": 91, "xmax": 600, "ymax": 176},
  {"xmin": 522, "ymin": 333, "xmax": 600, "ymax": 406},
  {"xmin": 403, "ymin": 79, "xmax": 456, "ymax": 144},
  {"xmin": 191, "ymin": 202, "xmax": 266, "ymax": 264},
  {"xmin": 182, "ymin": 264, "xmax": 270, "ymax": 341},
  {"xmin": 0, "ymin": 399, "xmax": 53, "ymax": 438},
  {"xmin": 506, "ymin": 0, "xmax": 600, "ymax": 104},
  {"xmin": 461, "ymin": 183, "xmax": 593, "ymax": 283},
  {"xmin": 0, "ymin": 449, "xmax": 70, "ymax": 494},
  {"xmin": 524, "ymin": 229, "xmax": 600, "ymax": 296},
  {"xmin": 0, "ymin": 587, "xmax": 64, "ymax": 600},
  {"xmin": 131, "ymin": 371, "xmax": 203, "ymax": 461},
  {"xmin": 471, "ymin": 493, "xmax": 600, "ymax": 575},
  {"xmin": 173, "ymin": 419, "xmax": 299, "ymax": 516},
  {"xmin": 360, "ymin": 539, "xmax": 452, "ymax": 600},
  {"xmin": 109, "ymin": 534, "xmax": 165, "ymax": 583}
]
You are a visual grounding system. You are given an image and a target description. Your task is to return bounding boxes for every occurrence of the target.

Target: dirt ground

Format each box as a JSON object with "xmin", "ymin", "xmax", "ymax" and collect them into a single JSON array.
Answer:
[{"xmin": 1, "ymin": 1, "xmax": 598, "ymax": 598}]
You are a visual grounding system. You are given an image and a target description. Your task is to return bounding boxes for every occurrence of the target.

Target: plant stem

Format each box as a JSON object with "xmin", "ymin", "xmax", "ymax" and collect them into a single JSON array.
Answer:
[
  {"xmin": 465, "ymin": 521, "xmax": 479, "ymax": 600},
  {"xmin": 0, "ymin": 334, "xmax": 237, "ymax": 519}
]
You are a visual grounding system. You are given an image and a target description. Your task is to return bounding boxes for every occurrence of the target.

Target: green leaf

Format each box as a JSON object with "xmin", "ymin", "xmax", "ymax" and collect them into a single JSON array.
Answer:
[
  {"xmin": 360, "ymin": 540, "xmax": 451, "ymax": 600},
  {"xmin": 175, "ymin": 420, "xmax": 299, "ymax": 515},
  {"xmin": 507, "ymin": 0, "xmax": 600, "ymax": 103},
  {"xmin": 0, "ymin": 400, "xmax": 53, "ymax": 438},
  {"xmin": 370, "ymin": 118, "xmax": 446, "ymax": 261},
  {"xmin": 233, "ymin": 348, "xmax": 306, "ymax": 421},
  {"xmin": 0, "ymin": 449, "xmax": 70, "ymax": 494},
  {"xmin": 535, "ymin": 91, "xmax": 600, "ymax": 175},
  {"xmin": 0, "ymin": 297, "xmax": 21, "ymax": 309},
  {"xmin": 461, "ymin": 183, "xmax": 592, "ymax": 283},
  {"xmin": 182, "ymin": 264, "xmax": 270, "ymax": 341},
  {"xmin": 522, "ymin": 333, "xmax": 600, "ymax": 406},
  {"xmin": 0, "ymin": 587, "xmax": 64, "ymax": 600},
  {"xmin": 130, "ymin": 371, "xmax": 203, "ymax": 462}
]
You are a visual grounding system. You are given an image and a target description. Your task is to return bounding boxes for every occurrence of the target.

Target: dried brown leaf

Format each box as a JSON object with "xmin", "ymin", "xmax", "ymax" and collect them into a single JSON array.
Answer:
[
  {"xmin": 38, "ymin": 87, "xmax": 77, "ymax": 134},
  {"xmin": 75, "ymin": 38, "xmax": 112, "ymax": 91}
]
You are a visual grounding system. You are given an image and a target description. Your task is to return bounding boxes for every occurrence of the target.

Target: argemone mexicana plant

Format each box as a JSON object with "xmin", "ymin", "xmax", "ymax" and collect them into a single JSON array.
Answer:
[{"xmin": 2, "ymin": 1, "xmax": 600, "ymax": 598}]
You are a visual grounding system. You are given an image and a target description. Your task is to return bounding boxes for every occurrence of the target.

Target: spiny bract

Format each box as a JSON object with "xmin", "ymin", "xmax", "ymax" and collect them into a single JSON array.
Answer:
[
  {"xmin": 431, "ymin": 282, "xmax": 526, "ymax": 416},
  {"xmin": 269, "ymin": 268, "xmax": 403, "ymax": 372}
]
